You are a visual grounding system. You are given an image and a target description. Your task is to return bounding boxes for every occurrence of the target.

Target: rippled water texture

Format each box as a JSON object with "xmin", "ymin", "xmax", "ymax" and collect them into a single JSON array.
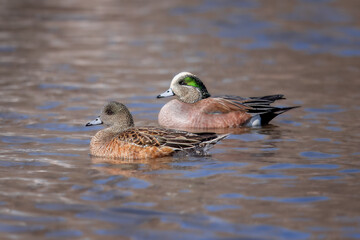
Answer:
[{"xmin": 0, "ymin": 0, "xmax": 360, "ymax": 239}]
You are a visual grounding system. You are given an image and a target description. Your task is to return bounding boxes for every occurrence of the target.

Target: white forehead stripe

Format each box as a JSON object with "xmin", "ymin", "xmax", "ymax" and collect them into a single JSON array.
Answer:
[{"xmin": 171, "ymin": 72, "xmax": 196, "ymax": 85}]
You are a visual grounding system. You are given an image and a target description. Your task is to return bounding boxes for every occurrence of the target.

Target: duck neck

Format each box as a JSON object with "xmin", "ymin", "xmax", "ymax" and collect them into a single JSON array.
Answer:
[
  {"xmin": 107, "ymin": 125, "xmax": 132, "ymax": 134},
  {"xmin": 177, "ymin": 86, "xmax": 210, "ymax": 104},
  {"xmin": 95, "ymin": 125, "xmax": 131, "ymax": 142}
]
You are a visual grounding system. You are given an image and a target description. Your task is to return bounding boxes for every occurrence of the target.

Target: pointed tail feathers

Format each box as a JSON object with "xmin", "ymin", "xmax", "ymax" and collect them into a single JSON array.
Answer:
[
  {"xmin": 198, "ymin": 134, "xmax": 229, "ymax": 153},
  {"xmin": 257, "ymin": 94, "xmax": 286, "ymax": 102},
  {"xmin": 261, "ymin": 106, "xmax": 300, "ymax": 125}
]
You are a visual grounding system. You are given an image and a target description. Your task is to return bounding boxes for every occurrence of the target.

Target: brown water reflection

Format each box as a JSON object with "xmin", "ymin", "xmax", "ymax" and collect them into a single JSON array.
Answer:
[{"xmin": 0, "ymin": 0, "xmax": 360, "ymax": 239}]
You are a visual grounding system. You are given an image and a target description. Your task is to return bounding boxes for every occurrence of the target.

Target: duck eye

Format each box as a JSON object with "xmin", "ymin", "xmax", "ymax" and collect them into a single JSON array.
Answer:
[
  {"xmin": 179, "ymin": 80, "xmax": 186, "ymax": 85},
  {"xmin": 105, "ymin": 107, "xmax": 114, "ymax": 115}
]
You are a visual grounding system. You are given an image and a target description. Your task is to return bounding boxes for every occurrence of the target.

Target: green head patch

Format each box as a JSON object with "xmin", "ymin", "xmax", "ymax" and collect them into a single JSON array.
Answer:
[
  {"xmin": 184, "ymin": 76, "xmax": 201, "ymax": 88},
  {"xmin": 180, "ymin": 75, "xmax": 211, "ymax": 99}
]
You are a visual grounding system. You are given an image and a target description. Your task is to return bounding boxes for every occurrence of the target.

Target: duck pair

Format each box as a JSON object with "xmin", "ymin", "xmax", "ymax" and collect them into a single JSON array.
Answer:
[{"xmin": 86, "ymin": 72, "xmax": 298, "ymax": 159}]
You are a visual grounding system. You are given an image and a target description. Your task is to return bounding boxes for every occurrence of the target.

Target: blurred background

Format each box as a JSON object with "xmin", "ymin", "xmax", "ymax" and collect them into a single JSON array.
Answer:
[{"xmin": 0, "ymin": 0, "xmax": 359, "ymax": 239}]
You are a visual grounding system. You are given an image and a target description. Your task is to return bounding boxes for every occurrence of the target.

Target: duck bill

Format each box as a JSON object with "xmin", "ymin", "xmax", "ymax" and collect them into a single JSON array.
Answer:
[
  {"xmin": 157, "ymin": 88, "xmax": 175, "ymax": 98},
  {"xmin": 85, "ymin": 117, "xmax": 103, "ymax": 126}
]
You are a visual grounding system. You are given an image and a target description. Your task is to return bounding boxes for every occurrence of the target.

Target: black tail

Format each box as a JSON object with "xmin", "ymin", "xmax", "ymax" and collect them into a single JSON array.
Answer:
[
  {"xmin": 260, "ymin": 106, "xmax": 300, "ymax": 125},
  {"xmin": 257, "ymin": 94, "xmax": 285, "ymax": 102},
  {"xmin": 219, "ymin": 94, "xmax": 299, "ymax": 125}
]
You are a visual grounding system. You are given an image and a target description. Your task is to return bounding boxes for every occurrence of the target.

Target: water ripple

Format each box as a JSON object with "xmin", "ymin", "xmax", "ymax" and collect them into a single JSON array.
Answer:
[
  {"xmin": 94, "ymin": 175, "xmax": 122, "ymax": 185},
  {"xmin": 116, "ymin": 177, "xmax": 151, "ymax": 189},
  {"xmin": 181, "ymin": 169, "xmax": 237, "ymax": 178},
  {"xmin": 339, "ymin": 169, "xmax": 360, "ymax": 174},
  {"xmin": 0, "ymin": 136, "xmax": 89, "ymax": 145},
  {"xmin": 28, "ymin": 152, "xmax": 79, "ymax": 157},
  {"xmin": 0, "ymin": 45, "xmax": 17, "ymax": 52},
  {"xmin": 304, "ymin": 107, "xmax": 344, "ymax": 114},
  {"xmin": 45, "ymin": 229, "xmax": 83, "ymax": 238},
  {"xmin": 80, "ymin": 189, "xmax": 131, "ymax": 202},
  {"xmin": 35, "ymin": 203, "xmax": 91, "ymax": 212},
  {"xmin": 26, "ymin": 123, "xmax": 92, "ymax": 132},
  {"xmin": 0, "ymin": 213, "xmax": 65, "ymax": 223},
  {"xmin": 38, "ymin": 83, "xmax": 79, "ymax": 90},
  {"xmin": 261, "ymin": 163, "xmax": 339, "ymax": 170},
  {"xmin": 220, "ymin": 193, "xmax": 329, "ymax": 204},
  {"xmin": 76, "ymin": 209, "xmax": 145, "ymax": 225},
  {"xmin": 0, "ymin": 222, "xmax": 44, "ymax": 233},
  {"xmin": 0, "ymin": 112, "xmax": 29, "ymax": 120},
  {"xmin": 324, "ymin": 126, "xmax": 343, "ymax": 132},
  {"xmin": 237, "ymin": 173, "xmax": 297, "ymax": 179},
  {"xmin": 309, "ymin": 176, "xmax": 342, "ymax": 180},
  {"xmin": 122, "ymin": 202, "xmax": 156, "ymax": 207},
  {"xmin": 228, "ymin": 133, "xmax": 266, "ymax": 142},
  {"xmin": 205, "ymin": 204, "xmax": 240, "ymax": 212},
  {"xmin": 37, "ymin": 101, "xmax": 61, "ymax": 110},
  {"xmin": 252, "ymin": 213, "xmax": 272, "ymax": 218},
  {"xmin": 0, "ymin": 160, "xmax": 49, "ymax": 167},
  {"xmin": 300, "ymin": 151, "xmax": 341, "ymax": 159}
]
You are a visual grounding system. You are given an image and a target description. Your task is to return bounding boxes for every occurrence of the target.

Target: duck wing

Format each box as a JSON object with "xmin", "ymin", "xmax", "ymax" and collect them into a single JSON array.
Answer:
[
  {"xmin": 213, "ymin": 94, "xmax": 299, "ymax": 124},
  {"xmin": 208, "ymin": 94, "xmax": 287, "ymax": 114},
  {"xmin": 201, "ymin": 97, "xmax": 250, "ymax": 114},
  {"xmin": 117, "ymin": 127, "xmax": 221, "ymax": 150},
  {"xmin": 117, "ymin": 127, "xmax": 163, "ymax": 147}
]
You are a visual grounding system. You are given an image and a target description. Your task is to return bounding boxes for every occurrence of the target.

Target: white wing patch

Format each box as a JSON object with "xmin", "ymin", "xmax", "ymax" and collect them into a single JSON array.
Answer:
[{"xmin": 246, "ymin": 115, "xmax": 261, "ymax": 127}]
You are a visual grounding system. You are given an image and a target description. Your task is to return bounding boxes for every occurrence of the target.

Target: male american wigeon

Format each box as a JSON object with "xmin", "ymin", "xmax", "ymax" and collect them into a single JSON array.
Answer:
[
  {"xmin": 157, "ymin": 72, "xmax": 299, "ymax": 129},
  {"xmin": 85, "ymin": 101, "xmax": 228, "ymax": 159}
]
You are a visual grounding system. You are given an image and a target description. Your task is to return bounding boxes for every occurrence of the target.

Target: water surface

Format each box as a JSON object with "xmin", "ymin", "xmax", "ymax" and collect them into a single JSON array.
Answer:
[{"xmin": 0, "ymin": 0, "xmax": 359, "ymax": 239}]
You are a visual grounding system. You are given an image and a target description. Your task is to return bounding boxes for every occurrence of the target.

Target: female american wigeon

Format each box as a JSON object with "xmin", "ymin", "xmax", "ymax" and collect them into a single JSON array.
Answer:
[
  {"xmin": 157, "ymin": 72, "xmax": 299, "ymax": 129},
  {"xmin": 85, "ymin": 101, "xmax": 228, "ymax": 159}
]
